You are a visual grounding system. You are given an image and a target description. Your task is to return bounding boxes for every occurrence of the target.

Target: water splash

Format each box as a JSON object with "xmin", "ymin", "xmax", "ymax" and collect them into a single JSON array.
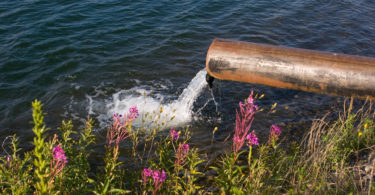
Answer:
[{"xmin": 94, "ymin": 69, "xmax": 208, "ymax": 128}]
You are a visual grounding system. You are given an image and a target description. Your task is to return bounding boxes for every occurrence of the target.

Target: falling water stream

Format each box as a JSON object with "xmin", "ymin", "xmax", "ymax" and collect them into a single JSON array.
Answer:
[
  {"xmin": 210, "ymin": 88, "xmax": 219, "ymax": 113},
  {"xmin": 91, "ymin": 69, "xmax": 209, "ymax": 129}
]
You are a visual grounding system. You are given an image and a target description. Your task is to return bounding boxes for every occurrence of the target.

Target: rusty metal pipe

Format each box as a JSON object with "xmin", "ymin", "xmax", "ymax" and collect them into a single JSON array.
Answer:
[{"xmin": 206, "ymin": 38, "xmax": 375, "ymax": 100}]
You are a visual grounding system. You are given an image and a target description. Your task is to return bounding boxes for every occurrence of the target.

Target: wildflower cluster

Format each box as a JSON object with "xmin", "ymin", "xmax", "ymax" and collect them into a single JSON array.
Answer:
[
  {"xmin": 233, "ymin": 91, "xmax": 258, "ymax": 155},
  {"xmin": 270, "ymin": 124, "xmax": 281, "ymax": 140},
  {"xmin": 95, "ymin": 106, "xmax": 140, "ymax": 194},
  {"xmin": 268, "ymin": 124, "xmax": 281, "ymax": 148},
  {"xmin": 50, "ymin": 144, "xmax": 67, "ymax": 177},
  {"xmin": 142, "ymin": 168, "xmax": 167, "ymax": 194},
  {"xmin": 107, "ymin": 106, "xmax": 139, "ymax": 148},
  {"xmin": 170, "ymin": 127, "xmax": 180, "ymax": 141},
  {"xmin": 246, "ymin": 130, "xmax": 259, "ymax": 146},
  {"xmin": 175, "ymin": 143, "xmax": 190, "ymax": 166},
  {"xmin": 128, "ymin": 106, "xmax": 139, "ymax": 120}
]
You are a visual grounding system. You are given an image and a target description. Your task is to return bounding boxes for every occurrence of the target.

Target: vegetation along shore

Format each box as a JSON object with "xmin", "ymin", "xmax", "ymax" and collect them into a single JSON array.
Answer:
[{"xmin": 1, "ymin": 92, "xmax": 374, "ymax": 194}]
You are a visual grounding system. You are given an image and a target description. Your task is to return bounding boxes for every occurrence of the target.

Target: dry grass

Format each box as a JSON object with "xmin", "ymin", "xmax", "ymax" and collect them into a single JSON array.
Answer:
[{"xmin": 282, "ymin": 98, "xmax": 375, "ymax": 194}]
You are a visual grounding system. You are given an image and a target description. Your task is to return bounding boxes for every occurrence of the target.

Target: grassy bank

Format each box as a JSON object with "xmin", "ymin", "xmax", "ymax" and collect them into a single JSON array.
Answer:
[{"xmin": 0, "ymin": 93, "xmax": 374, "ymax": 194}]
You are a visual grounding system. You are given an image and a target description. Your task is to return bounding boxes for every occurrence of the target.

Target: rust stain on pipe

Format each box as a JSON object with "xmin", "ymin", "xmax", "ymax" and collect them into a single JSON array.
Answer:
[{"xmin": 206, "ymin": 38, "xmax": 375, "ymax": 100}]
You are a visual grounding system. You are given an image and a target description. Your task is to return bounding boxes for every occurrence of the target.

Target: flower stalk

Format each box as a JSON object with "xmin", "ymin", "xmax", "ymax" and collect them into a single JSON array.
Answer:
[{"xmin": 233, "ymin": 91, "xmax": 258, "ymax": 156}]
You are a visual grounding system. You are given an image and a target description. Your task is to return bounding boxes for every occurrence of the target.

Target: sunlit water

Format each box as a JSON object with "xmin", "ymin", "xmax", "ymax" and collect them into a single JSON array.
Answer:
[{"xmin": 0, "ymin": 0, "xmax": 374, "ymax": 153}]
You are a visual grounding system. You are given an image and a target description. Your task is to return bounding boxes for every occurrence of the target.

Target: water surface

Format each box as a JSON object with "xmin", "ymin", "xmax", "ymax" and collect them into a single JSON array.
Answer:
[{"xmin": 1, "ymin": 0, "xmax": 374, "ymax": 152}]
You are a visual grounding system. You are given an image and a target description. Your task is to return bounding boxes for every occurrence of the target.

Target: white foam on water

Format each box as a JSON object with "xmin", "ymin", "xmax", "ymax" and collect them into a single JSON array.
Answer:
[
  {"xmin": 90, "ymin": 69, "xmax": 208, "ymax": 129},
  {"xmin": 87, "ymin": 95, "xmax": 94, "ymax": 115}
]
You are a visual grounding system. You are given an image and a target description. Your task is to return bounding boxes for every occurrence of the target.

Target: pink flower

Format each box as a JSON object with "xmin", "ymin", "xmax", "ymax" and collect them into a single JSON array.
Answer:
[
  {"xmin": 153, "ymin": 169, "xmax": 166, "ymax": 192},
  {"xmin": 142, "ymin": 168, "xmax": 153, "ymax": 182},
  {"xmin": 143, "ymin": 168, "xmax": 153, "ymax": 176},
  {"xmin": 175, "ymin": 144, "xmax": 190, "ymax": 166},
  {"xmin": 142, "ymin": 168, "xmax": 167, "ymax": 183},
  {"xmin": 52, "ymin": 144, "xmax": 67, "ymax": 163},
  {"xmin": 170, "ymin": 127, "xmax": 179, "ymax": 141},
  {"xmin": 128, "ymin": 106, "xmax": 139, "ymax": 120},
  {"xmin": 233, "ymin": 91, "xmax": 257, "ymax": 155},
  {"xmin": 152, "ymin": 170, "xmax": 160, "ymax": 181},
  {"xmin": 270, "ymin": 125, "xmax": 281, "ymax": 138},
  {"xmin": 142, "ymin": 168, "xmax": 167, "ymax": 193},
  {"xmin": 51, "ymin": 144, "xmax": 67, "ymax": 177},
  {"xmin": 107, "ymin": 113, "xmax": 130, "ymax": 148},
  {"xmin": 107, "ymin": 106, "xmax": 139, "ymax": 148},
  {"xmin": 181, "ymin": 144, "xmax": 189, "ymax": 154},
  {"xmin": 161, "ymin": 170, "xmax": 167, "ymax": 181},
  {"xmin": 269, "ymin": 125, "xmax": 282, "ymax": 146},
  {"xmin": 246, "ymin": 131, "xmax": 259, "ymax": 146}
]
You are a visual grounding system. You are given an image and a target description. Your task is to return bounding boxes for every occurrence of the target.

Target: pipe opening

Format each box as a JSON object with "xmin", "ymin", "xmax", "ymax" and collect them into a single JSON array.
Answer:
[{"xmin": 206, "ymin": 73, "xmax": 215, "ymax": 88}]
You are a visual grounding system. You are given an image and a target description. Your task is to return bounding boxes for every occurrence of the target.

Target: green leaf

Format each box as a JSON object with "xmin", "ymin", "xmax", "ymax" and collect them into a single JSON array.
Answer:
[{"xmin": 109, "ymin": 188, "xmax": 131, "ymax": 194}]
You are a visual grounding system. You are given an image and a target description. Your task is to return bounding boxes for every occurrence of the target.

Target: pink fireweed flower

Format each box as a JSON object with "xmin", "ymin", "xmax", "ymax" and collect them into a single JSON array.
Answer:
[
  {"xmin": 142, "ymin": 168, "xmax": 153, "ymax": 183},
  {"xmin": 128, "ymin": 106, "xmax": 139, "ymax": 120},
  {"xmin": 269, "ymin": 125, "xmax": 282, "ymax": 146},
  {"xmin": 246, "ymin": 130, "xmax": 259, "ymax": 146},
  {"xmin": 270, "ymin": 125, "xmax": 281, "ymax": 138},
  {"xmin": 52, "ymin": 144, "xmax": 67, "ymax": 163},
  {"xmin": 106, "ymin": 106, "xmax": 139, "ymax": 149},
  {"xmin": 181, "ymin": 143, "xmax": 189, "ymax": 153},
  {"xmin": 152, "ymin": 169, "xmax": 166, "ymax": 192},
  {"xmin": 111, "ymin": 113, "xmax": 123, "ymax": 133},
  {"xmin": 51, "ymin": 144, "xmax": 67, "ymax": 177},
  {"xmin": 107, "ymin": 113, "xmax": 130, "ymax": 148},
  {"xmin": 175, "ymin": 143, "xmax": 190, "ymax": 166},
  {"xmin": 144, "ymin": 168, "xmax": 153, "ymax": 177},
  {"xmin": 233, "ymin": 91, "xmax": 258, "ymax": 155},
  {"xmin": 161, "ymin": 170, "xmax": 167, "ymax": 181},
  {"xmin": 152, "ymin": 170, "xmax": 161, "ymax": 181},
  {"xmin": 142, "ymin": 168, "xmax": 166, "ymax": 193},
  {"xmin": 170, "ymin": 127, "xmax": 179, "ymax": 141}
]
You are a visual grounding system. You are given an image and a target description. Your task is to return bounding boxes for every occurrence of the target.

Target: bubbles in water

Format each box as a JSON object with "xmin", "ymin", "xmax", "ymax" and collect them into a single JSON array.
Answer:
[{"xmin": 88, "ymin": 69, "xmax": 208, "ymax": 129}]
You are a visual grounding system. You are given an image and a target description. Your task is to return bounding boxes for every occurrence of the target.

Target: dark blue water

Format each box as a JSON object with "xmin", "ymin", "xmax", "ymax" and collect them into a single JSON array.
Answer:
[{"xmin": 1, "ymin": 0, "xmax": 375, "ymax": 150}]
